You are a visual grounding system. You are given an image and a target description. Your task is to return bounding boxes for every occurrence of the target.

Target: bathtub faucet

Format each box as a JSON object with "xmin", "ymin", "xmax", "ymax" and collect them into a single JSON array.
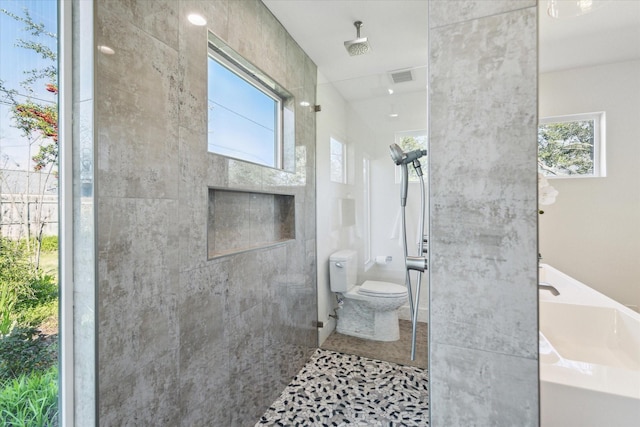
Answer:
[{"xmin": 538, "ymin": 282, "xmax": 560, "ymax": 296}]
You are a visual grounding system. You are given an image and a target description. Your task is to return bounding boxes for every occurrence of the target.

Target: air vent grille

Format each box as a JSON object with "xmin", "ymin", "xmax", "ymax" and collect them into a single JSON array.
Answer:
[{"xmin": 390, "ymin": 70, "xmax": 413, "ymax": 84}]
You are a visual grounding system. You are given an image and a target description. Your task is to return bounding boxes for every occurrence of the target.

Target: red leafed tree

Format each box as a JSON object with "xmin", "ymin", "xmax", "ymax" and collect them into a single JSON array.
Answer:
[
  {"xmin": 0, "ymin": 7, "xmax": 58, "ymax": 266},
  {"xmin": 13, "ymin": 83, "xmax": 58, "ymax": 173},
  {"xmin": 1, "ymin": 8, "xmax": 58, "ymax": 174}
]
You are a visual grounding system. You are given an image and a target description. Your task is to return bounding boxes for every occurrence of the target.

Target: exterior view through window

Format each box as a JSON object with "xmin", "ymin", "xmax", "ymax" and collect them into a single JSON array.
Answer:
[
  {"xmin": 207, "ymin": 55, "xmax": 280, "ymax": 168},
  {"xmin": 207, "ymin": 31, "xmax": 296, "ymax": 171},
  {"xmin": 538, "ymin": 112, "xmax": 606, "ymax": 177},
  {"xmin": 0, "ymin": 0, "xmax": 59, "ymax": 424},
  {"xmin": 330, "ymin": 137, "xmax": 346, "ymax": 183}
]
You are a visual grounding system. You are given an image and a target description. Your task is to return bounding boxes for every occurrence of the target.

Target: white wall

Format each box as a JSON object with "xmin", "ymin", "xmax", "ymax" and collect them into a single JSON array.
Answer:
[
  {"xmin": 316, "ymin": 77, "xmax": 349, "ymax": 344},
  {"xmin": 316, "ymin": 73, "xmax": 428, "ymax": 345},
  {"xmin": 539, "ymin": 60, "xmax": 640, "ymax": 311}
]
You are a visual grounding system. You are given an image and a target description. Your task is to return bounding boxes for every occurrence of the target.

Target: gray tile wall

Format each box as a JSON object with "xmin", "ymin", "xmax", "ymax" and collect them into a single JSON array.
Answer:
[
  {"xmin": 428, "ymin": 1, "xmax": 539, "ymax": 425},
  {"xmin": 93, "ymin": 0, "xmax": 317, "ymax": 425}
]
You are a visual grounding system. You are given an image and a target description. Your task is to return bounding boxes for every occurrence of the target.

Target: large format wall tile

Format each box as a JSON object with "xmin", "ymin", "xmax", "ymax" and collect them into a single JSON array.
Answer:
[
  {"xmin": 429, "ymin": 0, "xmax": 537, "ymax": 28},
  {"xmin": 429, "ymin": 7, "xmax": 538, "ymax": 359},
  {"xmin": 96, "ymin": 6, "xmax": 180, "ymax": 200},
  {"xmin": 94, "ymin": 0, "xmax": 317, "ymax": 425},
  {"xmin": 428, "ymin": 1, "xmax": 538, "ymax": 425},
  {"xmin": 430, "ymin": 343, "xmax": 539, "ymax": 427}
]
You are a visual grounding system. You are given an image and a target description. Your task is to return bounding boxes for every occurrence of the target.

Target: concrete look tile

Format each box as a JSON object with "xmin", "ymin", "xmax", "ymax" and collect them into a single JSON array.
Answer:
[
  {"xmin": 226, "ymin": 0, "xmax": 261, "ymax": 65},
  {"xmin": 100, "ymin": 0, "xmax": 179, "ymax": 50},
  {"xmin": 429, "ymin": 7, "xmax": 538, "ymax": 358},
  {"xmin": 430, "ymin": 343, "xmax": 539, "ymax": 427},
  {"xmin": 226, "ymin": 250, "xmax": 263, "ymax": 318},
  {"xmin": 187, "ymin": 0, "xmax": 230, "ymax": 42},
  {"xmin": 95, "ymin": 0, "xmax": 317, "ymax": 424},
  {"xmin": 429, "ymin": 0, "xmax": 537, "ymax": 29},
  {"xmin": 258, "ymin": 3, "xmax": 287, "ymax": 88},
  {"xmin": 428, "ymin": 3, "xmax": 538, "ymax": 426}
]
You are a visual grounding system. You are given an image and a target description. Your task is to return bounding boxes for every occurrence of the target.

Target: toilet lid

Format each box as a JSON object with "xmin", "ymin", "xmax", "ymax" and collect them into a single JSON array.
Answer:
[{"xmin": 358, "ymin": 280, "xmax": 407, "ymax": 298}]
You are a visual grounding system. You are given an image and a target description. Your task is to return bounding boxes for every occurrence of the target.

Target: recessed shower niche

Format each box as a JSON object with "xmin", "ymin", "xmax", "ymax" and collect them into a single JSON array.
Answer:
[{"xmin": 208, "ymin": 188, "xmax": 295, "ymax": 258}]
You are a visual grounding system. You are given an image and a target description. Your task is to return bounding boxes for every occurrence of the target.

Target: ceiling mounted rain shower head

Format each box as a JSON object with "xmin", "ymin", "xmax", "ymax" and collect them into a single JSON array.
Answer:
[{"xmin": 344, "ymin": 21, "xmax": 371, "ymax": 56}]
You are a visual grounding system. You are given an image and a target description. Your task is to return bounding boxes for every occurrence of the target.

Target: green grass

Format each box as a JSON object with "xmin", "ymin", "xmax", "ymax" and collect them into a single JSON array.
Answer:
[
  {"xmin": 38, "ymin": 237, "xmax": 58, "ymax": 253},
  {"xmin": 0, "ymin": 238, "xmax": 59, "ymax": 426},
  {"xmin": 38, "ymin": 252, "xmax": 57, "ymax": 281},
  {"xmin": 0, "ymin": 367, "xmax": 58, "ymax": 426}
]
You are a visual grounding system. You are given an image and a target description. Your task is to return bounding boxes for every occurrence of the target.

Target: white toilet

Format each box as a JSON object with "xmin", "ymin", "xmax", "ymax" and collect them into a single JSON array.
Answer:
[{"xmin": 329, "ymin": 250, "xmax": 408, "ymax": 341}]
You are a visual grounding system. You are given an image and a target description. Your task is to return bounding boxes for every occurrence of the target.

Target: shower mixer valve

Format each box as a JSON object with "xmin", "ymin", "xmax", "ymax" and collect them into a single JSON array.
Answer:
[{"xmin": 405, "ymin": 256, "xmax": 427, "ymax": 272}]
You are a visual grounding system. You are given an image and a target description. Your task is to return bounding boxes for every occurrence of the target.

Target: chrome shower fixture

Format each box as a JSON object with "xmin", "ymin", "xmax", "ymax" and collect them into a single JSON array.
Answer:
[
  {"xmin": 389, "ymin": 142, "xmax": 428, "ymax": 361},
  {"xmin": 389, "ymin": 143, "xmax": 405, "ymax": 165},
  {"xmin": 344, "ymin": 21, "xmax": 371, "ymax": 56},
  {"xmin": 389, "ymin": 143, "xmax": 427, "ymax": 165}
]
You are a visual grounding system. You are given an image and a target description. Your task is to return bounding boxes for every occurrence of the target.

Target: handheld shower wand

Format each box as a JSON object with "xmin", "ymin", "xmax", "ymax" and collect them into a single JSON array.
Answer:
[
  {"xmin": 389, "ymin": 144, "xmax": 426, "ymax": 207},
  {"xmin": 389, "ymin": 143, "xmax": 427, "ymax": 361}
]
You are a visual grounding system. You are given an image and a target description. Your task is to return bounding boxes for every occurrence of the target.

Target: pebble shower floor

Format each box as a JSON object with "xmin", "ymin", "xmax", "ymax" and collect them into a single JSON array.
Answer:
[{"xmin": 256, "ymin": 349, "xmax": 429, "ymax": 426}]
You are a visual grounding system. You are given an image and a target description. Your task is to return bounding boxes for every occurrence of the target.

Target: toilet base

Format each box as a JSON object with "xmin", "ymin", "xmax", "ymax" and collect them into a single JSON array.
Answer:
[{"xmin": 336, "ymin": 297, "xmax": 401, "ymax": 342}]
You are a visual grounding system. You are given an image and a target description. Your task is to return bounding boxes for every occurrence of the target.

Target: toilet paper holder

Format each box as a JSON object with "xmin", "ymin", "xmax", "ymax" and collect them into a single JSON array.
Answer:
[{"xmin": 375, "ymin": 255, "xmax": 392, "ymax": 265}]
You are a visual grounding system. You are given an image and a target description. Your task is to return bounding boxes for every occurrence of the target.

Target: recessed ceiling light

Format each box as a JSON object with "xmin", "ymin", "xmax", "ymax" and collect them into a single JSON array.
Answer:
[
  {"xmin": 388, "ymin": 88, "xmax": 394, "ymax": 95},
  {"xmin": 97, "ymin": 45, "xmax": 115, "ymax": 55},
  {"xmin": 187, "ymin": 13, "xmax": 207, "ymax": 26},
  {"xmin": 389, "ymin": 113, "xmax": 399, "ymax": 118}
]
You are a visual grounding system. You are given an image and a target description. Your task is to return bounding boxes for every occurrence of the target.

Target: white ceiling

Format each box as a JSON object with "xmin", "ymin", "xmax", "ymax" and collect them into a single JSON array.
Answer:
[
  {"xmin": 264, "ymin": 1, "xmax": 428, "ymax": 84},
  {"xmin": 539, "ymin": 0, "xmax": 640, "ymax": 72},
  {"xmin": 264, "ymin": 0, "xmax": 640, "ymax": 91},
  {"xmin": 263, "ymin": 0, "xmax": 639, "ymax": 132},
  {"xmin": 263, "ymin": 0, "xmax": 428, "ymax": 134}
]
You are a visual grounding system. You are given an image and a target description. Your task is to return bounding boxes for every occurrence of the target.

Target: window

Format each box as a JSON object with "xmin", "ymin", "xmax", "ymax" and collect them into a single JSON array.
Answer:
[
  {"xmin": 330, "ymin": 137, "xmax": 347, "ymax": 183},
  {"xmin": 207, "ymin": 32, "xmax": 294, "ymax": 170},
  {"xmin": 394, "ymin": 130, "xmax": 427, "ymax": 183},
  {"xmin": 362, "ymin": 157, "xmax": 371, "ymax": 266},
  {"xmin": 538, "ymin": 112, "xmax": 606, "ymax": 178}
]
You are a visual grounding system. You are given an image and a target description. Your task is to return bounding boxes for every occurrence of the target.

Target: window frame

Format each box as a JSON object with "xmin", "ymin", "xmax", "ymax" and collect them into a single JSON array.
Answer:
[
  {"xmin": 207, "ymin": 31, "xmax": 295, "ymax": 171},
  {"xmin": 538, "ymin": 112, "xmax": 606, "ymax": 178},
  {"xmin": 362, "ymin": 157, "xmax": 371, "ymax": 266},
  {"xmin": 329, "ymin": 137, "xmax": 347, "ymax": 184}
]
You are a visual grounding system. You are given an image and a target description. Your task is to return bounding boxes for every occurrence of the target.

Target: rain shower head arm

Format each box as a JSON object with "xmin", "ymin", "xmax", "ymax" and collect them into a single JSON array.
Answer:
[{"xmin": 354, "ymin": 20, "xmax": 363, "ymax": 37}]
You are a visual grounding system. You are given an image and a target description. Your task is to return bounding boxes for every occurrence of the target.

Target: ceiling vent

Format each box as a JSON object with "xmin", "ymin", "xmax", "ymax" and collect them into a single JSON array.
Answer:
[{"xmin": 389, "ymin": 69, "xmax": 414, "ymax": 84}]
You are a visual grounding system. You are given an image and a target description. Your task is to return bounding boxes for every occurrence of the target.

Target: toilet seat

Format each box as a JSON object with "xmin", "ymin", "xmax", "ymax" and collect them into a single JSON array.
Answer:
[{"xmin": 357, "ymin": 280, "xmax": 407, "ymax": 298}]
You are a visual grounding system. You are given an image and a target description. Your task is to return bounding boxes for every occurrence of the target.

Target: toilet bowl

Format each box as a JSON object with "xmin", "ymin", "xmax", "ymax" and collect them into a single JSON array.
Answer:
[{"xmin": 330, "ymin": 250, "xmax": 407, "ymax": 341}]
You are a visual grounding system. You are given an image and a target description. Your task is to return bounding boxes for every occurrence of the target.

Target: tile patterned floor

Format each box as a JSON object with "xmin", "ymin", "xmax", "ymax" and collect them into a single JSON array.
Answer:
[
  {"xmin": 321, "ymin": 320, "xmax": 428, "ymax": 369},
  {"xmin": 256, "ymin": 349, "xmax": 429, "ymax": 426}
]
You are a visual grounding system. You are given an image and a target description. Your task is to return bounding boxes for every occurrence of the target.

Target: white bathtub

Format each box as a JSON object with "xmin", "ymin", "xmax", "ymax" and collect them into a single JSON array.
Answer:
[{"xmin": 539, "ymin": 264, "xmax": 640, "ymax": 427}]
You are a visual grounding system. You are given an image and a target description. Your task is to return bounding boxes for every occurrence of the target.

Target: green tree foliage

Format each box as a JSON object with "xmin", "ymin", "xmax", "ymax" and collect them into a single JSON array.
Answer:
[
  {"xmin": 0, "ymin": 238, "xmax": 56, "ymax": 335},
  {"xmin": 538, "ymin": 120, "xmax": 594, "ymax": 176},
  {"xmin": 398, "ymin": 134, "xmax": 427, "ymax": 181},
  {"xmin": 0, "ymin": 239, "xmax": 36, "ymax": 335},
  {"xmin": 398, "ymin": 135, "xmax": 424, "ymax": 153}
]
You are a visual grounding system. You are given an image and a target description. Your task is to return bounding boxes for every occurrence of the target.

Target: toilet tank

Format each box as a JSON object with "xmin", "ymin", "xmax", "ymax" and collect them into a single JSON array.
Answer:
[{"xmin": 329, "ymin": 250, "xmax": 357, "ymax": 292}]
